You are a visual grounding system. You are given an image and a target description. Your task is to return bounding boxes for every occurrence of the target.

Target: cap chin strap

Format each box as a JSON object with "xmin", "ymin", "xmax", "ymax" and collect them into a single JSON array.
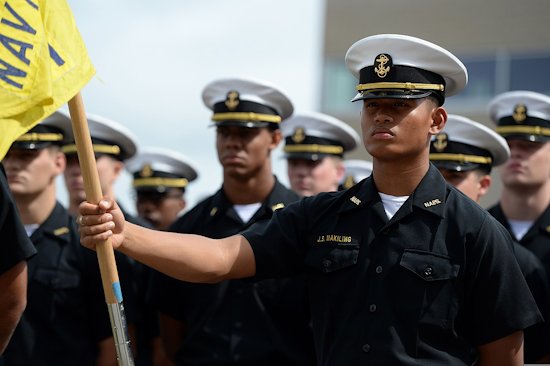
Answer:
[
  {"xmin": 212, "ymin": 112, "xmax": 281, "ymax": 124},
  {"xmin": 429, "ymin": 153, "xmax": 492, "ymax": 164},
  {"xmin": 496, "ymin": 125, "xmax": 550, "ymax": 137},
  {"xmin": 356, "ymin": 82, "xmax": 444, "ymax": 92}
]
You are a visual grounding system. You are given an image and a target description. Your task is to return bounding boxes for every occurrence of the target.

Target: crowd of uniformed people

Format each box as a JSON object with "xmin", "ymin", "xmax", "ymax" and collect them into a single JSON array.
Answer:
[{"xmin": 1, "ymin": 32, "xmax": 550, "ymax": 366}]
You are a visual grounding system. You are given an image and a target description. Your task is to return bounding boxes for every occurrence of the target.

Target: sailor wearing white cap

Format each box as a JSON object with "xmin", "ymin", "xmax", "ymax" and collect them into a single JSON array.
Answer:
[
  {"xmin": 488, "ymin": 91, "xmax": 550, "ymax": 245},
  {"xmin": 77, "ymin": 35, "xmax": 542, "ymax": 366},
  {"xmin": 147, "ymin": 77, "xmax": 316, "ymax": 365},
  {"xmin": 429, "ymin": 114, "xmax": 509, "ymax": 202},
  {"xmin": 47, "ymin": 112, "xmax": 141, "ymax": 218},
  {"xmin": 339, "ymin": 159, "xmax": 373, "ymax": 190},
  {"xmin": 281, "ymin": 111, "xmax": 360, "ymax": 196},
  {"xmin": 126, "ymin": 147, "xmax": 199, "ymax": 231},
  {"xmin": 430, "ymin": 114, "xmax": 550, "ymax": 363},
  {"xmin": 487, "ymin": 92, "xmax": 550, "ymax": 363}
]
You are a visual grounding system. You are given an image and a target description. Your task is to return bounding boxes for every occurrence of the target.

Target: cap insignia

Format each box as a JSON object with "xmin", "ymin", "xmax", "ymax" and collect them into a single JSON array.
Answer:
[
  {"xmin": 433, "ymin": 133, "xmax": 448, "ymax": 152},
  {"xmin": 225, "ymin": 91, "xmax": 240, "ymax": 111},
  {"xmin": 292, "ymin": 127, "xmax": 306, "ymax": 143},
  {"xmin": 140, "ymin": 163, "xmax": 153, "ymax": 178},
  {"xmin": 343, "ymin": 175, "xmax": 355, "ymax": 190},
  {"xmin": 374, "ymin": 53, "xmax": 392, "ymax": 78},
  {"xmin": 513, "ymin": 104, "xmax": 527, "ymax": 123}
]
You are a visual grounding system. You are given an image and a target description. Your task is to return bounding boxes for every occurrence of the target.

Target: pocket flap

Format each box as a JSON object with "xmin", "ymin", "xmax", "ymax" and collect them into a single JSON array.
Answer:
[
  {"xmin": 399, "ymin": 250, "xmax": 460, "ymax": 281},
  {"xmin": 34, "ymin": 267, "xmax": 80, "ymax": 289}
]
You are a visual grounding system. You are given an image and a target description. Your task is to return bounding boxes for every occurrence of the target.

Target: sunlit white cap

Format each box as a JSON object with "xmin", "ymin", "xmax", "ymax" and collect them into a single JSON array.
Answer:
[
  {"xmin": 488, "ymin": 90, "xmax": 550, "ymax": 142},
  {"xmin": 202, "ymin": 77, "xmax": 293, "ymax": 128},
  {"xmin": 126, "ymin": 147, "xmax": 199, "ymax": 193},
  {"xmin": 50, "ymin": 112, "xmax": 139, "ymax": 161},
  {"xmin": 345, "ymin": 34, "xmax": 468, "ymax": 105},
  {"xmin": 281, "ymin": 111, "xmax": 360, "ymax": 161},
  {"xmin": 430, "ymin": 114, "xmax": 510, "ymax": 171}
]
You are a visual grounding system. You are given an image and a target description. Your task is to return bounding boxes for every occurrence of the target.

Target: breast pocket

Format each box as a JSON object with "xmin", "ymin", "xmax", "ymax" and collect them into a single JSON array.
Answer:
[
  {"xmin": 394, "ymin": 249, "xmax": 460, "ymax": 328},
  {"xmin": 32, "ymin": 267, "xmax": 83, "ymax": 316},
  {"xmin": 304, "ymin": 235, "xmax": 360, "ymax": 319}
]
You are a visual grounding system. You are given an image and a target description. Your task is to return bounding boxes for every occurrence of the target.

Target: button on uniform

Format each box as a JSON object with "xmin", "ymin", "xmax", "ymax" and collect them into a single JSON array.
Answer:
[
  {"xmin": 323, "ymin": 259, "xmax": 331, "ymax": 268},
  {"xmin": 375, "ymin": 266, "xmax": 383, "ymax": 274},
  {"xmin": 424, "ymin": 267, "xmax": 433, "ymax": 276},
  {"xmin": 369, "ymin": 304, "xmax": 377, "ymax": 312},
  {"xmin": 362, "ymin": 344, "xmax": 371, "ymax": 353}
]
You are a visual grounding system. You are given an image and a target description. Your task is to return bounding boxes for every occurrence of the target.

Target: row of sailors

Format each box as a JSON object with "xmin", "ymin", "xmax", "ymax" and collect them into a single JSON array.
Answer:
[{"xmin": 2, "ymin": 38, "xmax": 550, "ymax": 365}]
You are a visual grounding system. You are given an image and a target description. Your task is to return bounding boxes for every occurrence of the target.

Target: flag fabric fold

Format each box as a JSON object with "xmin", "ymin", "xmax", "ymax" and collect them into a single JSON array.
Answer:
[{"xmin": 0, "ymin": 0, "xmax": 94, "ymax": 160}]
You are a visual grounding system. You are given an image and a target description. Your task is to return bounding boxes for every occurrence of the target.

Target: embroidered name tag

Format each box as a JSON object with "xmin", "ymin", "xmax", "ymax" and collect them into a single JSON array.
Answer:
[
  {"xmin": 424, "ymin": 199, "xmax": 441, "ymax": 208},
  {"xmin": 316, "ymin": 234, "xmax": 358, "ymax": 245}
]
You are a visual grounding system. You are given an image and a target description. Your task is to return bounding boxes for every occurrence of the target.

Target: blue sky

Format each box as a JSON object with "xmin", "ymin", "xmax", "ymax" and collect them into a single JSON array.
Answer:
[{"xmin": 58, "ymin": 0, "xmax": 326, "ymax": 214}]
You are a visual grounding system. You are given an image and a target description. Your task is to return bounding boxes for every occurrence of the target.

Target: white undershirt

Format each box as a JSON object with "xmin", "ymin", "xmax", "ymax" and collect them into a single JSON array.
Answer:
[
  {"xmin": 24, "ymin": 224, "xmax": 40, "ymax": 237},
  {"xmin": 378, "ymin": 192, "xmax": 409, "ymax": 220},
  {"xmin": 233, "ymin": 203, "xmax": 262, "ymax": 224},
  {"xmin": 507, "ymin": 219, "xmax": 533, "ymax": 241}
]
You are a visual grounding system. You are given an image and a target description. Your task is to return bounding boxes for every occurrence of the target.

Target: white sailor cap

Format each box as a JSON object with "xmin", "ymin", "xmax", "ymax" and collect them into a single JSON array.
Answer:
[
  {"xmin": 339, "ymin": 159, "xmax": 373, "ymax": 190},
  {"xmin": 281, "ymin": 111, "xmax": 360, "ymax": 161},
  {"xmin": 50, "ymin": 112, "xmax": 139, "ymax": 161},
  {"xmin": 126, "ymin": 147, "xmax": 199, "ymax": 193},
  {"xmin": 345, "ymin": 34, "xmax": 468, "ymax": 105},
  {"xmin": 10, "ymin": 110, "xmax": 70, "ymax": 150},
  {"xmin": 202, "ymin": 76, "xmax": 293, "ymax": 128},
  {"xmin": 488, "ymin": 90, "xmax": 550, "ymax": 143},
  {"xmin": 430, "ymin": 114, "xmax": 510, "ymax": 172}
]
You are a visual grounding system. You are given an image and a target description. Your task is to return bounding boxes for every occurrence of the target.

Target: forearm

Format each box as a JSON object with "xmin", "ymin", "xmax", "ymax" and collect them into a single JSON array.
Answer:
[
  {"xmin": 0, "ymin": 261, "xmax": 28, "ymax": 355},
  {"xmin": 118, "ymin": 222, "xmax": 256, "ymax": 283}
]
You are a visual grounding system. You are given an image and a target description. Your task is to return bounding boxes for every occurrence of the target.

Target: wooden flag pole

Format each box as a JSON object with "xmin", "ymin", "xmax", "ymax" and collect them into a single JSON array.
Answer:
[{"xmin": 67, "ymin": 92, "xmax": 134, "ymax": 366}]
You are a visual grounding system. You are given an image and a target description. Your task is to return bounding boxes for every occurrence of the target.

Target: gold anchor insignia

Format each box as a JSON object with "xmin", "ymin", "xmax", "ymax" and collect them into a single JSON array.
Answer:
[
  {"xmin": 292, "ymin": 127, "xmax": 306, "ymax": 143},
  {"xmin": 513, "ymin": 104, "xmax": 527, "ymax": 123},
  {"xmin": 433, "ymin": 133, "xmax": 448, "ymax": 152},
  {"xmin": 343, "ymin": 175, "xmax": 355, "ymax": 189},
  {"xmin": 225, "ymin": 91, "xmax": 240, "ymax": 111},
  {"xmin": 374, "ymin": 53, "xmax": 391, "ymax": 78},
  {"xmin": 140, "ymin": 163, "xmax": 153, "ymax": 178}
]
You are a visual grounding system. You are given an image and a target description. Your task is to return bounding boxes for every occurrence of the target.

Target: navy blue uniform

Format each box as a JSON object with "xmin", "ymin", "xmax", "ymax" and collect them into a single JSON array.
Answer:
[
  {"xmin": 243, "ymin": 165, "xmax": 542, "ymax": 365},
  {"xmin": 149, "ymin": 178, "xmax": 316, "ymax": 366}
]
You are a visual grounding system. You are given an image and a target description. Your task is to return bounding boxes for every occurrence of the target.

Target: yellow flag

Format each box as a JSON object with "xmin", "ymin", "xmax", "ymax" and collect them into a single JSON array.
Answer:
[{"xmin": 0, "ymin": 0, "xmax": 94, "ymax": 160}]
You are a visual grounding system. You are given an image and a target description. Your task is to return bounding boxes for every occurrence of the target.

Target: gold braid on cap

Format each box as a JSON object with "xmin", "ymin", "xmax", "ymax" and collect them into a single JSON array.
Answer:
[
  {"xmin": 284, "ymin": 144, "xmax": 344, "ymax": 154},
  {"xmin": 429, "ymin": 153, "xmax": 492, "ymax": 164},
  {"xmin": 17, "ymin": 133, "xmax": 63, "ymax": 142},
  {"xmin": 496, "ymin": 125, "xmax": 550, "ymax": 137},
  {"xmin": 212, "ymin": 112, "xmax": 281, "ymax": 124},
  {"xmin": 132, "ymin": 177, "xmax": 188, "ymax": 188},
  {"xmin": 356, "ymin": 82, "xmax": 445, "ymax": 92},
  {"xmin": 62, "ymin": 144, "xmax": 121, "ymax": 155}
]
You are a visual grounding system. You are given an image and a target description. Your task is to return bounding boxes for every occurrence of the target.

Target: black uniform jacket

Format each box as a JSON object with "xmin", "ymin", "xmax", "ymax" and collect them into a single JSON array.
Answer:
[
  {"xmin": 489, "ymin": 204, "xmax": 550, "ymax": 362},
  {"xmin": 489, "ymin": 203, "xmax": 550, "ymax": 285},
  {"xmin": 149, "ymin": 178, "xmax": 317, "ymax": 366},
  {"xmin": 243, "ymin": 164, "xmax": 543, "ymax": 366},
  {"xmin": 3, "ymin": 203, "xmax": 113, "ymax": 366}
]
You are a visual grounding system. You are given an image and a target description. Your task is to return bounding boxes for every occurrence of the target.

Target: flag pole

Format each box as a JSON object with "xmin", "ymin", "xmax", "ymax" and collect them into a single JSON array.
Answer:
[{"xmin": 67, "ymin": 92, "xmax": 135, "ymax": 366}]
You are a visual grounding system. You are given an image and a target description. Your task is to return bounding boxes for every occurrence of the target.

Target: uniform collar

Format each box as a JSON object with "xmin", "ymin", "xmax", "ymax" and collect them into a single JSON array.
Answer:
[
  {"xmin": 30, "ymin": 202, "xmax": 71, "ymax": 244},
  {"xmin": 206, "ymin": 176, "xmax": 294, "ymax": 222},
  {"xmin": 339, "ymin": 163, "xmax": 447, "ymax": 219}
]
